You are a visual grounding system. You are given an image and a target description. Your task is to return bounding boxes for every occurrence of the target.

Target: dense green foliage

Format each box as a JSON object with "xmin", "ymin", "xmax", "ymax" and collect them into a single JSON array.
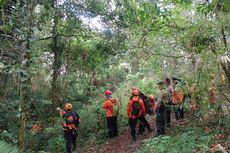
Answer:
[
  {"xmin": 136, "ymin": 117, "xmax": 230, "ymax": 153},
  {"xmin": 0, "ymin": 0, "xmax": 230, "ymax": 152},
  {"xmin": 0, "ymin": 141, "xmax": 18, "ymax": 153}
]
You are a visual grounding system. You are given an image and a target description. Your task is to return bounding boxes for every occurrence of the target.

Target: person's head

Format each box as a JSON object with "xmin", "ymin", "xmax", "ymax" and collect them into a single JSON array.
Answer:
[
  {"xmin": 164, "ymin": 77, "xmax": 171, "ymax": 86},
  {"xmin": 132, "ymin": 87, "xmax": 139, "ymax": 96},
  {"xmin": 64, "ymin": 102, "xmax": 73, "ymax": 111},
  {"xmin": 157, "ymin": 81, "xmax": 164, "ymax": 90},
  {"xmin": 148, "ymin": 95, "xmax": 154, "ymax": 101},
  {"xmin": 104, "ymin": 90, "xmax": 112, "ymax": 98}
]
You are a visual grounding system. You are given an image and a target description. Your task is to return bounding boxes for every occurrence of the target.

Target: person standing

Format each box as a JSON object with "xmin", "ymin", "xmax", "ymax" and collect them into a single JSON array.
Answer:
[
  {"xmin": 57, "ymin": 102, "xmax": 80, "ymax": 153},
  {"xmin": 172, "ymin": 77, "xmax": 185, "ymax": 120},
  {"xmin": 155, "ymin": 81, "xmax": 167, "ymax": 135},
  {"xmin": 164, "ymin": 77, "xmax": 173, "ymax": 127},
  {"xmin": 148, "ymin": 95, "xmax": 156, "ymax": 114},
  {"xmin": 127, "ymin": 87, "xmax": 152, "ymax": 141},
  {"xmin": 138, "ymin": 94, "xmax": 155, "ymax": 134},
  {"xmin": 102, "ymin": 90, "xmax": 119, "ymax": 138}
]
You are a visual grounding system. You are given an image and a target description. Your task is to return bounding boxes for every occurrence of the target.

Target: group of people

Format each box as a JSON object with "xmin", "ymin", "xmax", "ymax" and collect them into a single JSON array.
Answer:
[
  {"xmin": 102, "ymin": 77, "xmax": 186, "ymax": 141},
  {"xmin": 57, "ymin": 77, "xmax": 186, "ymax": 152}
]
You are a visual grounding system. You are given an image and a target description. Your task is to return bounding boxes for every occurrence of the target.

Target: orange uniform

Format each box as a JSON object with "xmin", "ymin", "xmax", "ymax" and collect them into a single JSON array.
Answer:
[
  {"xmin": 103, "ymin": 98, "xmax": 113, "ymax": 117},
  {"xmin": 127, "ymin": 96, "xmax": 146, "ymax": 118},
  {"xmin": 149, "ymin": 101, "xmax": 156, "ymax": 113}
]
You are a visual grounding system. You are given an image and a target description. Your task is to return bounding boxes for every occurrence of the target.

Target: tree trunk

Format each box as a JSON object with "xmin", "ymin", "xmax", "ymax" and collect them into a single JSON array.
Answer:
[
  {"xmin": 51, "ymin": 0, "xmax": 62, "ymax": 110},
  {"xmin": 18, "ymin": 1, "xmax": 34, "ymax": 152},
  {"xmin": 220, "ymin": 26, "xmax": 230, "ymax": 86}
]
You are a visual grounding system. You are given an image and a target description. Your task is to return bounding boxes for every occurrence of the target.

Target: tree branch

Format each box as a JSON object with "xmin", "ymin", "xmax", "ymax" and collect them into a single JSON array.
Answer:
[
  {"xmin": 37, "ymin": 33, "xmax": 98, "ymax": 41},
  {"xmin": 221, "ymin": 26, "xmax": 228, "ymax": 50}
]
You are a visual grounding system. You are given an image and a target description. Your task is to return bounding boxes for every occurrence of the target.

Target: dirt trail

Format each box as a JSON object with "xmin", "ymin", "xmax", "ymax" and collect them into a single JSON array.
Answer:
[{"xmin": 85, "ymin": 117, "xmax": 156, "ymax": 153}]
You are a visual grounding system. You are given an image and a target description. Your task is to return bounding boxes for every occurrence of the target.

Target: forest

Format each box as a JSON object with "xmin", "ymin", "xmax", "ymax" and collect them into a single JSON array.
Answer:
[{"xmin": 0, "ymin": 0, "xmax": 230, "ymax": 153}]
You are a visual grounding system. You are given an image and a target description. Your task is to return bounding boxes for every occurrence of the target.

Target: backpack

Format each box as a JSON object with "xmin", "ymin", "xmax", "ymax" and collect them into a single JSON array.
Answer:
[
  {"xmin": 131, "ymin": 98, "xmax": 141, "ymax": 117},
  {"xmin": 63, "ymin": 111, "xmax": 80, "ymax": 129},
  {"xmin": 172, "ymin": 82, "xmax": 184, "ymax": 104},
  {"xmin": 111, "ymin": 98, "xmax": 119, "ymax": 116},
  {"xmin": 172, "ymin": 90, "xmax": 184, "ymax": 104}
]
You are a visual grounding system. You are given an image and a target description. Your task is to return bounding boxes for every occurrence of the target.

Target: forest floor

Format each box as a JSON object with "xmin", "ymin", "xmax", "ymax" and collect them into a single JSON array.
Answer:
[
  {"xmin": 80, "ymin": 112, "xmax": 230, "ymax": 153},
  {"xmin": 84, "ymin": 115, "xmax": 156, "ymax": 153}
]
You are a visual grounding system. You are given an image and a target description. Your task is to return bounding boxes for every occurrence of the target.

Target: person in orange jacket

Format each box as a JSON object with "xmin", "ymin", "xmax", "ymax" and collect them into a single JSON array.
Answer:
[
  {"xmin": 148, "ymin": 95, "xmax": 156, "ymax": 113},
  {"xmin": 57, "ymin": 102, "xmax": 80, "ymax": 153},
  {"xmin": 127, "ymin": 87, "xmax": 152, "ymax": 141},
  {"xmin": 102, "ymin": 90, "xmax": 119, "ymax": 138}
]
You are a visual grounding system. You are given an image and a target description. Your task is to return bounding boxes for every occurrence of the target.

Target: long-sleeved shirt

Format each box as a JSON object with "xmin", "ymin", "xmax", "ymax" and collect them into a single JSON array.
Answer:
[
  {"xmin": 103, "ymin": 98, "xmax": 118, "ymax": 117},
  {"xmin": 127, "ymin": 96, "xmax": 146, "ymax": 118}
]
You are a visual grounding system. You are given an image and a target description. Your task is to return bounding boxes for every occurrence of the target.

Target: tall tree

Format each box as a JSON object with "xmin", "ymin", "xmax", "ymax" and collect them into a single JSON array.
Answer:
[
  {"xmin": 17, "ymin": 0, "xmax": 36, "ymax": 152},
  {"xmin": 50, "ymin": 0, "xmax": 62, "ymax": 110}
]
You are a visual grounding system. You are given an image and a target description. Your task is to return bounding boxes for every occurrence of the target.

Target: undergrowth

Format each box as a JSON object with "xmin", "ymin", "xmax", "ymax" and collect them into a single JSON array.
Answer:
[{"xmin": 136, "ymin": 117, "xmax": 230, "ymax": 153}]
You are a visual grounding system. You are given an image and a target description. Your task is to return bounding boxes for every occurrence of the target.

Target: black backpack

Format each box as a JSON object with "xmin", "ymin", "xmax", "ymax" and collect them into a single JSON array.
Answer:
[
  {"xmin": 131, "ymin": 98, "xmax": 141, "ymax": 117},
  {"xmin": 64, "ymin": 111, "xmax": 80, "ymax": 127}
]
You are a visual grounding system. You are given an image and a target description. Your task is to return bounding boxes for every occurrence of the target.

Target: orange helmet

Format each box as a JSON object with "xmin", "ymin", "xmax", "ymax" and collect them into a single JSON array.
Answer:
[
  {"xmin": 64, "ymin": 103, "xmax": 73, "ymax": 111},
  {"xmin": 148, "ymin": 95, "xmax": 154, "ymax": 100}
]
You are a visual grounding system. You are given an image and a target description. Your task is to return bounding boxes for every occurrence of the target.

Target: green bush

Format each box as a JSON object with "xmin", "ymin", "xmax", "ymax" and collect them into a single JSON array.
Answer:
[
  {"xmin": 0, "ymin": 140, "xmax": 18, "ymax": 153},
  {"xmin": 136, "ymin": 126, "xmax": 221, "ymax": 153}
]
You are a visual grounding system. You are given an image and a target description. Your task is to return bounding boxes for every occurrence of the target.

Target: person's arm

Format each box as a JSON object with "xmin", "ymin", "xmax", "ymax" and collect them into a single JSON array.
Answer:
[
  {"xmin": 169, "ymin": 85, "xmax": 174, "ymax": 93},
  {"xmin": 156, "ymin": 93, "xmax": 163, "ymax": 107},
  {"xmin": 102, "ymin": 100, "xmax": 111, "ymax": 109},
  {"xmin": 139, "ymin": 99, "xmax": 146, "ymax": 114},
  {"xmin": 75, "ymin": 113, "xmax": 80, "ymax": 128},
  {"xmin": 56, "ymin": 107, "xmax": 65, "ymax": 116},
  {"xmin": 127, "ymin": 100, "xmax": 132, "ymax": 118}
]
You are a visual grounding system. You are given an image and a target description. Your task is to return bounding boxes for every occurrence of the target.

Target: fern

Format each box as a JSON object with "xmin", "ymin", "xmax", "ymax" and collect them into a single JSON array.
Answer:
[{"xmin": 0, "ymin": 141, "xmax": 18, "ymax": 153}]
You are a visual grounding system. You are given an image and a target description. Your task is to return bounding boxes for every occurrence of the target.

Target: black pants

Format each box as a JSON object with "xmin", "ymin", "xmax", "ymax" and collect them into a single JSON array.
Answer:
[
  {"xmin": 165, "ymin": 107, "xmax": 171, "ymax": 127},
  {"xmin": 129, "ymin": 114, "xmax": 151, "ymax": 139},
  {"xmin": 139, "ymin": 122, "xmax": 145, "ymax": 133},
  {"xmin": 156, "ymin": 104, "xmax": 166, "ymax": 135},
  {"xmin": 107, "ymin": 116, "xmax": 118, "ymax": 138},
  {"xmin": 64, "ymin": 130, "xmax": 77, "ymax": 153},
  {"xmin": 156, "ymin": 113, "xmax": 165, "ymax": 134},
  {"xmin": 174, "ymin": 107, "xmax": 184, "ymax": 120}
]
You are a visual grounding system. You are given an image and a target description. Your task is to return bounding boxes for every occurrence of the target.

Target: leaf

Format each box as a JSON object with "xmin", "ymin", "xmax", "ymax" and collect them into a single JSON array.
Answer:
[
  {"xmin": 0, "ymin": 141, "xmax": 18, "ymax": 153},
  {"xmin": 0, "ymin": 62, "xmax": 4, "ymax": 72},
  {"xmin": 224, "ymin": 0, "xmax": 230, "ymax": 12},
  {"xmin": 0, "ymin": 0, "xmax": 9, "ymax": 7}
]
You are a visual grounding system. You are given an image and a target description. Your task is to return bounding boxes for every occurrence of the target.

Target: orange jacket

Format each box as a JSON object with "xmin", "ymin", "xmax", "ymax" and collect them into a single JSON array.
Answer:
[
  {"xmin": 149, "ymin": 101, "xmax": 156, "ymax": 112},
  {"xmin": 127, "ymin": 96, "xmax": 146, "ymax": 118},
  {"xmin": 102, "ymin": 98, "xmax": 114, "ymax": 117}
]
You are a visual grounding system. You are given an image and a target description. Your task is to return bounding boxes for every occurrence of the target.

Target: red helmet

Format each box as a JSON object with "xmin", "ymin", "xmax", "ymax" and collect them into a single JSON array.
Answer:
[
  {"xmin": 132, "ymin": 89, "xmax": 139, "ymax": 95},
  {"xmin": 104, "ymin": 90, "xmax": 112, "ymax": 95},
  {"xmin": 148, "ymin": 95, "xmax": 154, "ymax": 100}
]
